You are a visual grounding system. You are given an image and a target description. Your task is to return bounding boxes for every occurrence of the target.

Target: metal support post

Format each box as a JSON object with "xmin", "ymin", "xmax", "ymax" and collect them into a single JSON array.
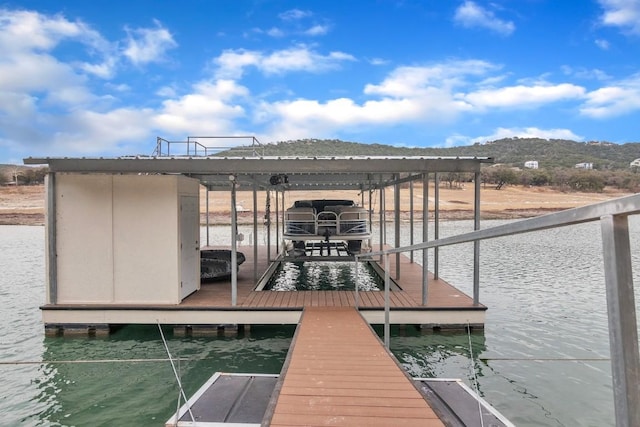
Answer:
[
  {"xmin": 275, "ymin": 190, "xmax": 279, "ymax": 254},
  {"xmin": 231, "ymin": 178, "xmax": 238, "ymax": 306},
  {"xmin": 205, "ymin": 185, "xmax": 210, "ymax": 247},
  {"xmin": 409, "ymin": 180, "xmax": 414, "ymax": 263},
  {"xmin": 46, "ymin": 173, "xmax": 58, "ymax": 304},
  {"xmin": 253, "ymin": 183, "xmax": 258, "ymax": 284},
  {"xmin": 354, "ymin": 258, "xmax": 359, "ymax": 309},
  {"xmin": 422, "ymin": 173, "xmax": 429, "ymax": 306},
  {"xmin": 600, "ymin": 214, "xmax": 640, "ymax": 427},
  {"xmin": 434, "ymin": 173, "xmax": 440, "ymax": 279},
  {"xmin": 394, "ymin": 174, "xmax": 400, "ymax": 279},
  {"xmin": 266, "ymin": 191, "xmax": 271, "ymax": 262},
  {"xmin": 473, "ymin": 171, "xmax": 481, "ymax": 306},
  {"xmin": 384, "ymin": 253, "xmax": 390, "ymax": 349},
  {"xmin": 379, "ymin": 185, "xmax": 384, "ymax": 256}
]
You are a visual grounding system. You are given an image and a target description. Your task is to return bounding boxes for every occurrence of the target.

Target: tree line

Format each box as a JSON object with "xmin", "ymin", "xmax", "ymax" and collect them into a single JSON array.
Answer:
[
  {"xmin": 441, "ymin": 166, "xmax": 640, "ymax": 193},
  {"xmin": 0, "ymin": 166, "xmax": 48, "ymax": 185}
]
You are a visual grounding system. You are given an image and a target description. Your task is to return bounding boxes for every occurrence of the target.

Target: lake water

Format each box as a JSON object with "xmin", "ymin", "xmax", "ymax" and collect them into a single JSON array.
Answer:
[{"xmin": 1, "ymin": 219, "xmax": 639, "ymax": 426}]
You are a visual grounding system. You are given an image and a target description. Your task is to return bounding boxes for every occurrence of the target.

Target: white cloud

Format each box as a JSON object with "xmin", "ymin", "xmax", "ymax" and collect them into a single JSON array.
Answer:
[
  {"xmin": 304, "ymin": 24, "xmax": 330, "ymax": 36},
  {"xmin": 255, "ymin": 61, "xmax": 503, "ymax": 140},
  {"xmin": 473, "ymin": 127, "xmax": 584, "ymax": 142},
  {"xmin": 562, "ymin": 66, "xmax": 611, "ymax": 81},
  {"xmin": 365, "ymin": 60, "xmax": 498, "ymax": 97},
  {"xmin": 53, "ymin": 108, "xmax": 154, "ymax": 153},
  {"xmin": 368, "ymin": 57, "xmax": 389, "ymax": 66},
  {"xmin": 580, "ymin": 74, "xmax": 640, "ymax": 117},
  {"xmin": 123, "ymin": 19, "xmax": 177, "ymax": 66},
  {"xmin": 595, "ymin": 38, "xmax": 611, "ymax": 50},
  {"xmin": 599, "ymin": 0, "xmax": 640, "ymax": 34},
  {"xmin": 0, "ymin": 8, "xmax": 117, "ymax": 79},
  {"xmin": 279, "ymin": 9, "xmax": 312, "ymax": 21},
  {"xmin": 266, "ymin": 27, "xmax": 285, "ymax": 37},
  {"xmin": 464, "ymin": 83, "xmax": 586, "ymax": 109},
  {"xmin": 213, "ymin": 45, "xmax": 355, "ymax": 79},
  {"xmin": 153, "ymin": 80, "xmax": 249, "ymax": 135},
  {"xmin": 454, "ymin": 1, "xmax": 515, "ymax": 35}
]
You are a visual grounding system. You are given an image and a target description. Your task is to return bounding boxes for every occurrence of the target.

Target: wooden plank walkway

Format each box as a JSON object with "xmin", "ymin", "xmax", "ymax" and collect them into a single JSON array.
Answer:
[
  {"xmin": 183, "ymin": 245, "xmax": 482, "ymax": 310},
  {"xmin": 266, "ymin": 306, "xmax": 444, "ymax": 426}
]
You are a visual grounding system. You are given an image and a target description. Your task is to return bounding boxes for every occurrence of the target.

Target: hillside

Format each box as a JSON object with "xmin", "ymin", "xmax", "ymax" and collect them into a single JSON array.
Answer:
[{"xmin": 252, "ymin": 138, "xmax": 640, "ymax": 170}]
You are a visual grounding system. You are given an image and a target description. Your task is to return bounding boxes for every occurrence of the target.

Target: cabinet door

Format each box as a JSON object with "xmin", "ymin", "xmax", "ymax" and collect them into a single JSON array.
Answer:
[{"xmin": 180, "ymin": 195, "xmax": 199, "ymax": 299}]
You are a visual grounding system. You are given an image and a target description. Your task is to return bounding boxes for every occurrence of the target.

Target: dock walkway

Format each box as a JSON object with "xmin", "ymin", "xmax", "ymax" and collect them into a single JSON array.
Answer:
[{"xmin": 265, "ymin": 306, "xmax": 444, "ymax": 426}]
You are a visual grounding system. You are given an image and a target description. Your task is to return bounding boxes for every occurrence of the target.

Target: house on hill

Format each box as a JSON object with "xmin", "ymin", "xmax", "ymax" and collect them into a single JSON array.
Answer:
[
  {"xmin": 575, "ymin": 162, "xmax": 593, "ymax": 169},
  {"xmin": 631, "ymin": 158, "xmax": 640, "ymax": 168},
  {"xmin": 524, "ymin": 160, "xmax": 538, "ymax": 169}
]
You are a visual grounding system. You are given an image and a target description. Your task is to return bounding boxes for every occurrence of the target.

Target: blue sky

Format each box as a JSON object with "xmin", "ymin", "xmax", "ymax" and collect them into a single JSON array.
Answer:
[{"xmin": 1, "ymin": 1, "xmax": 640, "ymax": 163}]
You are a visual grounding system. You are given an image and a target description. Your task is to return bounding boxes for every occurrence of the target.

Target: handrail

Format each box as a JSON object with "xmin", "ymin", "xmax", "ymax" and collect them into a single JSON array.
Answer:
[
  {"xmin": 153, "ymin": 136, "xmax": 264, "ymax": 157},
  {"xmin": 364, "ymin": 193, "xmax": 640, "ymax": 257},
  {"xmin": 355, "ymin": 192, "xmax": 640, "ymax": 427}
]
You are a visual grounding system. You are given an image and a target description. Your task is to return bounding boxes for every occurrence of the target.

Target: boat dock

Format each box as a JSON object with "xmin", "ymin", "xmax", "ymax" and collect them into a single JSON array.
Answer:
[
  {"xmin": 265, "ymin": 306, "xmax": 444, "ymax": 426},
  {"xmin": 167, "ymin": 306, "xmax": 512, "ymax": 426},
  {"xmin": 27, "ymin": 137, "xmax": 492, "ymax": 332},
  {"xmin": 41, "ymin": 245, "xmax": 486, "ymax": 332}
]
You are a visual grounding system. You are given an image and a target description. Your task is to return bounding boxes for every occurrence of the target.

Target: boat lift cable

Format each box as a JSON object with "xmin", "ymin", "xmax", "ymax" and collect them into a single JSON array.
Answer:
[
  {"xmin": 157, "ymin": 322, "xmax": 195, "ymax": 424},
  {"xmin": 467, "ymin": 322, "xmax": 484, "ymax": 427}
]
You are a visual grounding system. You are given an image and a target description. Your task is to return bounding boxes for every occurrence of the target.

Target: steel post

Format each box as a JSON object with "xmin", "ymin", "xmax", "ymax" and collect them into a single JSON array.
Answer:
[
  {"xmin": 473, "ymin": 171, "xmax": 481, "ymax": 306},
  {"xmin": 384, "ymin": 253, "xmax": 390, "ymax": 349},
  {"xmin": 205, "ymin": 186, "xmax": 210, "ymax": 247},
  {"xmin": 46, "ymin": 173, "xmax": 58, "ymax": 304},
  {"xmin": 253, "ymin": 183, "xmax": 258, "ymax": 284},
  {"xmin": 231, "ymin": 179, "xmax": 238, "ymax": 306},
  {"xmin": 394, "ymin": 174, "xmax": 401, "ymax": 279},
  {"xmin": 409, "ymin": 180, "xmax": 414, "ymax": 263},
  {"xmin": 600, "ymin": 214, "xmax": 640, "ymax": 427},
  {"xmin": 422, "ymin": 173, "xmax": 429, "ymax": 306},
  {"xmin": 434, "ymin": 173, "xmax": 440, "ymax": 279}
]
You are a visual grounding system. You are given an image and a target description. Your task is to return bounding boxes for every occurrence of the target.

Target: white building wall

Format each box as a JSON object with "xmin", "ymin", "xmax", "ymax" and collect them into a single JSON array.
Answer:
[{"xmin": 52, "ymin": 174, "xmax": 200, "ymax": 305}]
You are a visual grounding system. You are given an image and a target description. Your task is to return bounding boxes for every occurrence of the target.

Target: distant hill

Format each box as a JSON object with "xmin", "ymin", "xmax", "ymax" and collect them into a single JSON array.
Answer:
[{"xmin": 252, "ymin": 138, "xmax": 640, "ymax": 170}]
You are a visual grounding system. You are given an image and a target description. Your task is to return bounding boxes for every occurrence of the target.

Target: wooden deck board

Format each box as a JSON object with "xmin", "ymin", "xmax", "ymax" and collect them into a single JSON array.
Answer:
[
  {"xmin": 180, "ymin": 245, "xmax": 481, "ymax": 311},
  {"xmin": 268, "ymin": 307, "xmax": 444, "ymax": 426}
]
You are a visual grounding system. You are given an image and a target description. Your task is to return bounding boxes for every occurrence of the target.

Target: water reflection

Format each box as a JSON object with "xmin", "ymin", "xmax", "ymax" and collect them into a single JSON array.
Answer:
[
  {"xmin": 383, "ymin": 326, "xmax": 487, "ymax": 385},
  {"xmin": 266, "ymin": 261, "xmax": 382, "ymax": 291},
  {"xmin": 32, "ymin": 325, "xmax": 293, "ymax": 426}
]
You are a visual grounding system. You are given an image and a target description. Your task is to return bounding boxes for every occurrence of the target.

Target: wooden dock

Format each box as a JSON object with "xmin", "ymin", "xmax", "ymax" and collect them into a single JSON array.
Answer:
[
  {"xmin": 41, "ymin": 245, "xmax": 486, "ymax": 331},
  {"xmin": 168, "ymin": 305, "xmax": 513, "ymax": 426},
  {"xmin": 265, "ymin": 306, "xmax": 444, "ymax": 426}
]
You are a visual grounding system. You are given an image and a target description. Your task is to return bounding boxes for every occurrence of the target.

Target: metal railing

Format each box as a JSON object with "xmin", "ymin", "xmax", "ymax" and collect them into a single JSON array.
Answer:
[
  {"xmin": 355, "ymin": 192, "xmax": 640, "ymax": 427},
  {"xmin": 153, "ymin": 136, "xmax": 264, "ymax": 157}
]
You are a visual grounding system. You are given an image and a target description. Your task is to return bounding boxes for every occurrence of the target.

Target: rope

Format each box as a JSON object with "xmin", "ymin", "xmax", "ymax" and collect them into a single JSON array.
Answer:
[
  {"xmin": 467, "ymin": 323, "xmax": 484, "ymax": 427},
  {"xmin": 157, "ymin": 322, "xmax": 195, "ymax": 423},
  {"xmin": 480, "ymin": 357, "xmax": 610, "ymax": 362},
  {"xmin": 0, "ymin": 357, "xmax": 209, "ymax": 365}
]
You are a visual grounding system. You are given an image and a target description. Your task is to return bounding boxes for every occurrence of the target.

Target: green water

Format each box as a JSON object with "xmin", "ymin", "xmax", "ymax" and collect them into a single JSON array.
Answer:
[
  {"xmin": 265, "ymin": 261, "xmax": 383, "ymax": 291},
  {"xmin": 3, "ymin": 222, "xmax": 640, "ymax": 426},
  {"xmin": 14, "ymin": 325, "xmax": 293, "ymax": 426}
]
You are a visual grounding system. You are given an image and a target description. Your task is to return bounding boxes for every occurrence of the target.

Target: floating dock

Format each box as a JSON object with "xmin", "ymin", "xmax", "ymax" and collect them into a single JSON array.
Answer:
[
  {"xmin": 167, "ymin": 307, "xmax": 512, "ymax": 426},
  {"xmin": 27, "ymin": 137, "xmax": 492, "ymax": 333},
  {"xmin": 41, "ymin": 245, "xmax": 486, "ymax": 332}
]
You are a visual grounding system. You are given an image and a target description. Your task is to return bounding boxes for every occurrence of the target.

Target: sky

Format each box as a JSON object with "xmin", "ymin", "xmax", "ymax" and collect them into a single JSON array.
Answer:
[{"xmin": 1, "ymin": 0, "xmax": 640, "ymax": 164}]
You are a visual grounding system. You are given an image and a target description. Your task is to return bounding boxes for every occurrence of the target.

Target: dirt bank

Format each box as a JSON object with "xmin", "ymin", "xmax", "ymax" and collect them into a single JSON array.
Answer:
[{"xmin": 0, "ymin": 184, "xmax": 632, "ymax": 226}]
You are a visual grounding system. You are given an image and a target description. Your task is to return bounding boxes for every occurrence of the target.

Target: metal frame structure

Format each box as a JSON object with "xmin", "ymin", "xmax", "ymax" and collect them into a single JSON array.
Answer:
[
  {"xmin": 357, "ymin": 193, "xmax": 640, "ymax": 427},
  {"xmin": 26, "ymin": 151, "xmax": 492, "ymax": 311}
]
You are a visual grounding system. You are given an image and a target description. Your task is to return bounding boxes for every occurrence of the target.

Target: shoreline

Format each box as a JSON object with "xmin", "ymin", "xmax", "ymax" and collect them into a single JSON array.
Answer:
[
  {"xmin": 0, "ymin": 207, "xmax": 583, "ymax": 227},
  {"xmin": 1, "ymin": 184, "xmax": 633, "ymax": 226}
]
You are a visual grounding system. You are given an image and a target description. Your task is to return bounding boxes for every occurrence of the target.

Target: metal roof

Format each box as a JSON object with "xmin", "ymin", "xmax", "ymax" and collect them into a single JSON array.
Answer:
[{"xmin": 24, "ymin": 155, "xmax": 493, "ymax": 190}]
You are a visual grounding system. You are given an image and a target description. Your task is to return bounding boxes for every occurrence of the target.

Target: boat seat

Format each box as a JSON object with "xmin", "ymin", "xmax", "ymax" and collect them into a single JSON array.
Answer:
[{"xmin": 286, "ymin": 207, "xmax": 315, "ymax": 219}]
